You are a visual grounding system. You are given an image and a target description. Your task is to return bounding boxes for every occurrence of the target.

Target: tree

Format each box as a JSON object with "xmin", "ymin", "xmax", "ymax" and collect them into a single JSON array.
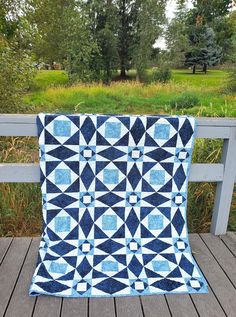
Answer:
[
  {"xmin": 131, "ymin": 0, "xmax": 167, "ymax": 81},
  {"xmin": 185, "ymin": 26, "xmax": 222, "ymax": 73},
  {"xmin": 0, "ymin": 0, "xmax": 35, "ymax": 113},
  {"xmin": 27, "ymin": 0, "xmax": 98, "ymax": 82},
  {"xmin": 97, "ymin": 25, "xmax": 119, "ymax": 83},
  {"xmin": 83, "ymin": 0, "xmax": 119, "ymax": 83},
  {"xmin": 187, "ymin": 0, "xmax": 235, "ymax": 62},
  {"xmin": 165, "ymin": 2, "xmax": 190, "ymax": 68}
]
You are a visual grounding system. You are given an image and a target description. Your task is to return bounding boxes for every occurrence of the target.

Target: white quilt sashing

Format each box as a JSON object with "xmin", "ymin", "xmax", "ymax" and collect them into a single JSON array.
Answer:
[{"xmin": 29, "ymin": 113, "xmax": 208, "ymax": 297}]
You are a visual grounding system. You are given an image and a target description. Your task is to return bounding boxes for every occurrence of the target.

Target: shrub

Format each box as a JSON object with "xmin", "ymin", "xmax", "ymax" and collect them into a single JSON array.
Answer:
[
  {"xmin": 0, "ymin": 38, "xmax": 35, "ymax": 113},
  {"xmin": 170, "ymin": 92, "xmax": 200, "ymax": 109},
  {"xmin": 152, "ymin": 66, "xmax": 172, "ymax": 83},
  {"xmin": 226, "ymin": 68, "xmax": 236, "ymax": 93}
]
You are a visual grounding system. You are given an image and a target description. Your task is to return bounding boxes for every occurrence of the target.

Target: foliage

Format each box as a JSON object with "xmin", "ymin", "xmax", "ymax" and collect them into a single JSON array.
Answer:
[
  {"xmin": 227, "ymin": 68, "xmax": 236, "ymax": 93},
  {"xmin": 0, "ymin": 41, "xmax": 35, "ymax": 113},
  {"xmin": 165, "ymin": 2, "xmax": 190, "ymax": 68},
  {"xmin": 185, "ymin": 26, "xmax": 222, "ymax": 73},
  {"xmin": 0, "ymin": 1, "xmax": 35, "ymax": 113},
  {"xmin": 132, "ymin": 0, "xmax": 167, "ymax": 81},
  {"xmin": 152, "ymin": 66, "xmax": 172, "ymax": 83},
  {"xmin": 170, "ymin": 92, "xmax": 200, "ymax": 109},
  {"xmin": 166, "ymin": 0, "xmax": 235, "ymax": 68},
  {"xmin": 27, "ymin": 0, "xmax": 99, "ymax": 83}
]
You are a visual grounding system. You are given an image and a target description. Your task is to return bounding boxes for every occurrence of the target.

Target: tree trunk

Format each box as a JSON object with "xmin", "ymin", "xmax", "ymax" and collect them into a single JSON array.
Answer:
[
  {"xmin": 203, "ymin": 64, "xmax": 207, "ymax": 74},
  {"xmin": 192, "ymin": 65, "xmax": 196, "ymax": 74},
  {"xmin": 120, "ymin": 65, "xmax": 126, "ymax": 78},
  {"xmin": 118, "ymin": 0, "xmax": 128, "ymax": 79}
]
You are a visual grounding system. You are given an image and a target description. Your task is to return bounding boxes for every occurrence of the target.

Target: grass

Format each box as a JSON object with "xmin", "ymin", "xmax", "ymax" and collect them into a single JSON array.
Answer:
[
  {"xmin": 0, "ymin": 68, "xmax": 235, "ymax": 236},
  {"xmin": 24, "ymin": 69, "xmax": 236, "ymax": 117}
]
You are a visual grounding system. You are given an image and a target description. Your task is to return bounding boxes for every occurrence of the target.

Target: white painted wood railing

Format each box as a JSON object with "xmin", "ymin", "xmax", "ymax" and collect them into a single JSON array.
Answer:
[{"xmin": 0, "ymin": 115, "xmax": 236, "ymax": 235}]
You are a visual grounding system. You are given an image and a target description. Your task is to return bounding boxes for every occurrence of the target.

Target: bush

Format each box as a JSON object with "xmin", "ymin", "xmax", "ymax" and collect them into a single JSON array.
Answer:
[
  {"xmin": 226, "ymin": 68, "xmax": 236, "ymax": 93},
  {"xmin": 152, "ymin": 66, "xmax": 172, "ymax": 83},
  {"xmin": 0, "ymin": 38, "xmax": 35, "ymax": 113},
  {"xmin": 170, "ymin": 92, "xmax": 200, "ymax": 109}
]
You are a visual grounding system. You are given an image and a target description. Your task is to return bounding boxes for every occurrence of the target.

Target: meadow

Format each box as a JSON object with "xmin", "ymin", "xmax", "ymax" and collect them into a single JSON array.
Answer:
[
  {"xmin": 25, "ymin": 69, "xmax": 236, "ymax": 117},
  {"xmin": 0, "ymin": 68, "xmax": 235, "ymax": 236}
]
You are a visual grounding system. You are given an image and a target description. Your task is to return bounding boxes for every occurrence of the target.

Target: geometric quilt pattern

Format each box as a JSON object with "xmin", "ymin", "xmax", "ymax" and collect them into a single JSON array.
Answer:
[{"xmin": 29, "ymin": 113, "xmax": 208, "ymax": 297}]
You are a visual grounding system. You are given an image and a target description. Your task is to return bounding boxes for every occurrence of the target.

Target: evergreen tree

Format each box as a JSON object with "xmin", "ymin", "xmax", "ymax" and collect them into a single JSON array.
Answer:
[{"xmin": 185, "ymin": 26, "xmax": 222, "ymax": 73}]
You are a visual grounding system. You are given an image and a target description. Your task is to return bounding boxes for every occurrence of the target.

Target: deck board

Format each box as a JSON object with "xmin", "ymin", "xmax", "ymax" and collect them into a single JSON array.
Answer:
[
  {"xmin": 189, "ymin": 234, "xmax": 236, "ymax": 317},
  {"xmin": 0, "ymin": 237, "xmax": 31, "ymax": 317},
  {"xmin": 220, "ymin": 232, "xmax": 236, "ymax": 257},
  {"xmin": 4, "ymin": 238, "xmax": 40, "ymax": 317},
  {"xmin": 200, "ymin": 233, "xmax": 236, "ymax": 287},
  {"xmin": 165, "ymin": 294, "xmax": 198, "ymax": 317},
  {"xmin": 61, "ymin": 298, "xmax": 88, "ymax": 317},
  {"xmin": 0, "ymin": 233, "xmax": 235, "ymax": 317},
  {"xmin": 141, "ymin": 295, "xmax": 171, "ymax": 317},
  {"xmin": 90, "ymin": 298, "xmax": 116, "ymax": 317},
  {"xmin": 0, "ymin": 237, "xmax": 12, "ymax": 265},
  {"xmin": 116, "ymin": 296, "xmax": 143, "ymax": 317}
]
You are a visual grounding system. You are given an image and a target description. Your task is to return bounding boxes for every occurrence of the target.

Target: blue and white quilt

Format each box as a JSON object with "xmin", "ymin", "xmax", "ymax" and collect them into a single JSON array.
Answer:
[{"xmin": 29, "ymin": 113, "xmax": 208, "ymax": 297}]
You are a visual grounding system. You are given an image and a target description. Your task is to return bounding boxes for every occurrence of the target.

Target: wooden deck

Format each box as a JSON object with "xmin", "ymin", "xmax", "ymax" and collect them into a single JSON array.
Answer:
[{"xmin": 0, "ymin": 233, "xmax": 236, "ymax": 317}]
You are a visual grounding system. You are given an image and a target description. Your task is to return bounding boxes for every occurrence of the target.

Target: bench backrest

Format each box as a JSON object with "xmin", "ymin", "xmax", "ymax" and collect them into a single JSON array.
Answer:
[{"xmin": 0, "ymin": 115, "xmax": 236, "ymax": 235}]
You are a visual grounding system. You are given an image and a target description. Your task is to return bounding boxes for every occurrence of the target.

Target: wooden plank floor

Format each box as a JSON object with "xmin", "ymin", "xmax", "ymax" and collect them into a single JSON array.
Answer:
[{"xmin": 0, "ymin": 233, "xmax": 235, "ymax": 317}]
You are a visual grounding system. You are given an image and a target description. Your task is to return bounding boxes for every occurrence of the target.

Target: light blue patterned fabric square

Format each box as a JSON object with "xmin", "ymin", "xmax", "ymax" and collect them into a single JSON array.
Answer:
[
  {"xmin": 152, "ymin": 260, "xmax": 170, "ymax": 272},
  {"xmin": 103, "ymin": 169, "xmax": 119, "ymax": 184},
  {"xmin": 102, "ymin": 261, "xmax": 118, "ymax": 272},
  {"xmin": 49, "ymin": 262, "xmax": 67, "ymax": 274},
  {"xmin": 55, "ymin": 216, "xmax": 71, "ymax": 232},
  {"xmin": 55, "ymin": 169, "xmax": 71, "ymax": 185},
  {"xmin": 148, "ymin": 215, "xmax": 163, "ymax": 230},
  {"xmin": 105, "ymin": 122, "xmax": 121, "ymax": 138},
  {"xmin": 53, "ymin": 120, "xmax": 71, "ymax": 137},
  {"xmin": 102, "ymin": 215, "xmax": 117, "ymax": 230},
  {"xmin": 150, "ymin": 170, "xmax": 165, "ymax": 185},
  {"xmin": 154, "ymin": 124, "xmax": 170, "ymax": 139}
]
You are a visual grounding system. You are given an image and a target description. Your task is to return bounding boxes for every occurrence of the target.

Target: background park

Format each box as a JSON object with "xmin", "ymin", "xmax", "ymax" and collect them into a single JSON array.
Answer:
[{"xmin": 0, "ymin": 0, "xmax": 236, "ymax": 236}]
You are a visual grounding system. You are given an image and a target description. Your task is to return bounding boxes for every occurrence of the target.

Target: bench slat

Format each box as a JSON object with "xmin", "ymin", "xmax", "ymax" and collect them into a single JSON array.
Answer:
[{"xmin": 0, "ymin": 115, "xmax": 235, "ymax": 138}]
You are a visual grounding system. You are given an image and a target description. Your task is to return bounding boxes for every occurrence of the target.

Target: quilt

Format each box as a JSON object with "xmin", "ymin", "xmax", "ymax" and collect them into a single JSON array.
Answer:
[{"xmin": 29, "ymin": 113, "xmax": 208, "ymax": 297}]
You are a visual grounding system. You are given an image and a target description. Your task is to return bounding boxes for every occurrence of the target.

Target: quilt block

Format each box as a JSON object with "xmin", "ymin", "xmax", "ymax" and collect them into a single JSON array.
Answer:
[{"xmin": 29, "ymin": 113, "xmax": 208, "ymax": 297}]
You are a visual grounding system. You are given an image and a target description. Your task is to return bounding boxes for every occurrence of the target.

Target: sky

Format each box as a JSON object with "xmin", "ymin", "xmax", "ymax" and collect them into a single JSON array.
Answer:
[{"xmin": 154, "ymin": 0, "xmax": 194, "ymax": 49}]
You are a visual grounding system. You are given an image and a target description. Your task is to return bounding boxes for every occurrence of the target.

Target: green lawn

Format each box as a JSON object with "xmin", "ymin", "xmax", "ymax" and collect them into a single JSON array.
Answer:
[{"xmin": 24, "ymin": 69, "xmax": 236, "ymax": 117}]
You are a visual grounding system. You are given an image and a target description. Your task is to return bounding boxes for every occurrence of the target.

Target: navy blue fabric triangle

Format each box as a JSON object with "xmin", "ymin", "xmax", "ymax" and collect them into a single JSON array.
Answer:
[
  {"xmin": 66, "ymin": 179, "xmax": 80, "ymax": 193},
  {"xmin": 98, "ymin": 147, "xmax": 125, "ymax": 161},
  {"xmin": 44, "ymin": 130, "xmax": 60, "ymax": 145},
  {"xmin": 179, "ymin": 119, "xmax": 194, "ymax": 146},
  {"xmin": 130, "ymin": 118, "xmax": 145, "ymax": 144},
  {"xmin": 64, "ymin": 226, "xmax": 78, "ymax": 240},
  {"xmin": 95, "ymin": 178, "xmax": 109, "ymax": 191},
  {"xmin": 114, "ymin": 132, "xmax": 129, "ymax": 146},
  {"xmin": 38, "ymin": 263, "xmax": 54, "ymax": 279},
  {"xmin": 141, "ymin": 224, "xmax": 155, "ymax": 238},
  {"xmin": 94, "ymin": 224, "xmax": 108, "ymax": 239},
  {"xmin": 162, "ymin": 133, "xmax": 177, "ymax": 147},
  {"xmin": 46, "ymin": 180, "xmax": 62, "ymax": 194},
  {"xmin": 80, "ymin": 117, "xmax": 96, "ymax": 144},
  {"xmin": 158, "ymin": 224, "xmax": 172, "ymax": 238},
  {"xmin": 96, "ymin": 132, "xmax": 111, "ymax": 146}
]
